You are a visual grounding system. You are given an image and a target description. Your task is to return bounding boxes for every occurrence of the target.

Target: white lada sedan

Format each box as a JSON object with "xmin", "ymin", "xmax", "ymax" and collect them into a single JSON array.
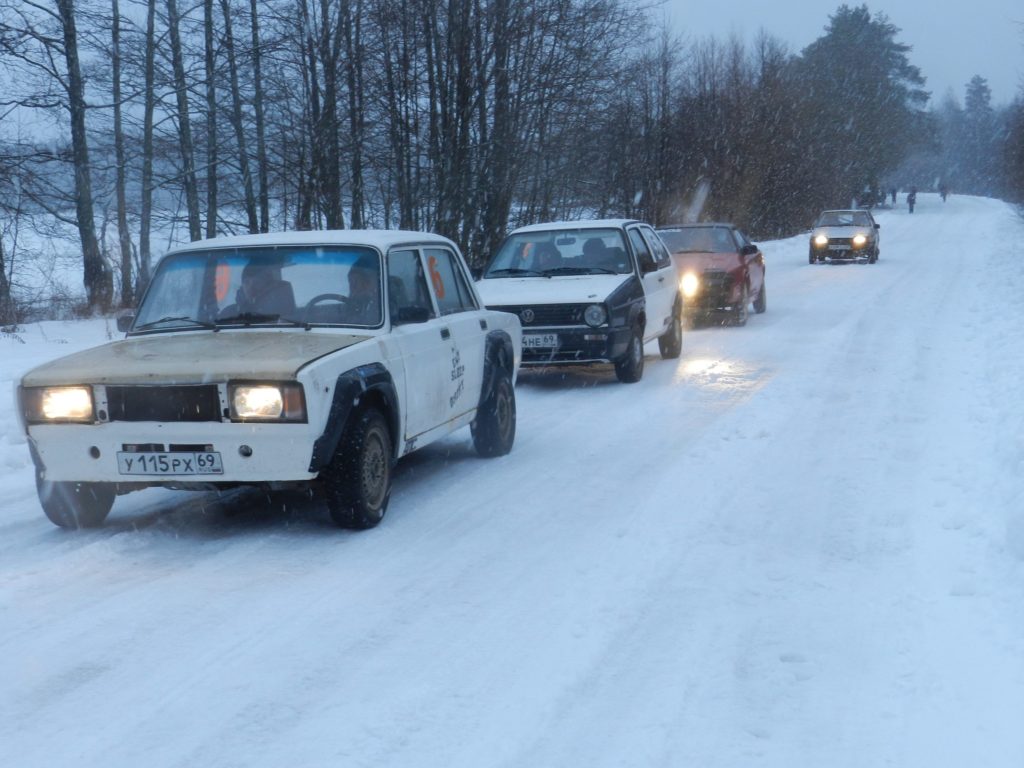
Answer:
[{"xmin": 16, "ymin": 230, "xmax": 521, "ymax": 530}]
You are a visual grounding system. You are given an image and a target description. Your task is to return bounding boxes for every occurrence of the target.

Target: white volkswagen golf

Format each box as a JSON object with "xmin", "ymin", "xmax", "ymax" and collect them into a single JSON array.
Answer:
[{"xmin": 16, "ymin": 230, "xmax": 521, "ymax": 530}]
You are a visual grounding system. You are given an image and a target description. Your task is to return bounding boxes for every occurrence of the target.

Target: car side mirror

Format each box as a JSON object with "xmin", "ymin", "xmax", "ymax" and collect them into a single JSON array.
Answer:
[
  {"xmin": 638, "ymin": 256, "xmax": 657, "ymax": 275},
  {"xmin": 740, "ymin": 244, "xmax": 759, "ymax": 256},
  {"xmin": 394, "ymin": 306, "xmax": 431, "ymax": 325},
  {"xmin": 116, "ymin": 312, "xmax": 135, "ymax": 332},
  {"xmin": 470, "ymin": 266, "xmax": 484, "ymax": 281},
  {"xmin": 875, "ymin": 223, "xmax": 881, "ymax": 229}
]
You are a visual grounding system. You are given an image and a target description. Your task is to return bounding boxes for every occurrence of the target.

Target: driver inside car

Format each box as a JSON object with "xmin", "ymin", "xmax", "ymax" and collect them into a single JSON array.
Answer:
[
  {"xmin": 227, "ymin": 261, "xmax": 296, "ymax": 317},
  {"xmin": 344, "ymin": 254, "xmax": 382, "ymax": 325}
]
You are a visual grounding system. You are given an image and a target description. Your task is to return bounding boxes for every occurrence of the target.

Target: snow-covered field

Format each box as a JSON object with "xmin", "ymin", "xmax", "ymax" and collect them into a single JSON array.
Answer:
[{"xmin": 2, "ymin": 194, "xmax": 1023, "ymax": 767}]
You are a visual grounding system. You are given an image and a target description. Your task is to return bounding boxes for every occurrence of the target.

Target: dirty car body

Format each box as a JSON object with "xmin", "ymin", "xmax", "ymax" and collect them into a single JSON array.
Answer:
[{"xmin": 17, "ymin": 230, "xmax": 521, "ymax": 530}]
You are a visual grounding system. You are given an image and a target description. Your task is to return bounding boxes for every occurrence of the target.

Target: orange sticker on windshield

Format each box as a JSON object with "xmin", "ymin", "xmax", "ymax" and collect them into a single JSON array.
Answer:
[
  {"xmin": 214, "ymin": 263, "xmax": 231, "ymax": 302},
  {"xmin": 428, "ymin": 255, "xmax": 446, "ymax": 299}
]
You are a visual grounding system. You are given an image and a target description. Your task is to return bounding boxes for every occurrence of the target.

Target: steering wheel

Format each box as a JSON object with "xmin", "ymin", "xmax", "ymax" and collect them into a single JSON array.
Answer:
[{"xmin": 305, "ymin": 293, "xmax": 348, "ymax": 308}]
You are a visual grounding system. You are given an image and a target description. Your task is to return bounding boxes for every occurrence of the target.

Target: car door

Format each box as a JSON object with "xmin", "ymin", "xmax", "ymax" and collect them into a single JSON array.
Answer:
[
  {"xmin": 386, "ymin": 248, "xmax": 450, "ymax": 441},
  {"xmin": 423, "ymin": 246, "xmax": 486, "ymax": 423},
  {"xmin": 628, "ymin": 225, "xmax": 674, "ymax": 341}
]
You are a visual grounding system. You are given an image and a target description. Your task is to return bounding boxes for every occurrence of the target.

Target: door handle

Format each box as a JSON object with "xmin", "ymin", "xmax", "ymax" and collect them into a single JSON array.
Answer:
[
  {"xmin": 658, "ymin": 276, "xmax": 665, "ymax": 282},
  {"xmin": 440, "ymin": 328, "xmax": 451, "ymax": 339}
]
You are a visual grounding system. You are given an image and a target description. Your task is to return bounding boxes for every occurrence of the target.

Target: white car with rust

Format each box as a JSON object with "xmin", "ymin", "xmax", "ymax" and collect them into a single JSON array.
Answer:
[{"xmin": 16, "ymin": 231, "xmax": 521, "ymax": 530}]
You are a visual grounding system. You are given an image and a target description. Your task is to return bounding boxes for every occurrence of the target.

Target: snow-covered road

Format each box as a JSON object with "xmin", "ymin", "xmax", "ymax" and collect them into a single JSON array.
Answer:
[{"xmin": 2, "ymin": 194, "xmax": 1023, "ymax": 767}]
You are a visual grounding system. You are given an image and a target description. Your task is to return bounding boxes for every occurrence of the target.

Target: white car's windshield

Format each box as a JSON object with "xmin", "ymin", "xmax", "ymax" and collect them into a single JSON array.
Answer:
[
  {"xmin": 485, "ymin": 228, "xmax": 631, "ymax": 277},
  {"xmin": 816, "ymin": 211, "xmax": 873, "ymax": 227},
  {"xmin": 133, "ymin": 246, "xmax": 383, "ymax": 332}
]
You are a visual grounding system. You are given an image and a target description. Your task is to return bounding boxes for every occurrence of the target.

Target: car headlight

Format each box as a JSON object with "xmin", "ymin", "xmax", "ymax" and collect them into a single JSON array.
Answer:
[
  {"xmin": 852, "ymin": 234, "xmax": 867, "ymax": 247},
  {"xmin": 814, "ymin": 235, "xmax": 828, "ymax": 247},
  {"xmin": 680, "ymin": 273, "xmax": 700, "ymax": 298},
  {"xmin": 229, "ymin": 382, "xmax": 307, "ymax": 422},
  {"xmin": 21, "ymin": 386, "xmax": 95, "ymax": 424},
  {"xmin": 584, "ymin": 304, "xmax": 607, "ymax": 327}
]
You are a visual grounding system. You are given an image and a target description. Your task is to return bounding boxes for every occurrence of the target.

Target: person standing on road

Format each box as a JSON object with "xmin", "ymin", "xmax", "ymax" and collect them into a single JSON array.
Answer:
[
  {"xmin": 907, "ymin": 187, "xmax": 917, "ymax": 213},
  {"xmin": 890, "ymin": 187, "xmax": 898, "ymax": 205}
]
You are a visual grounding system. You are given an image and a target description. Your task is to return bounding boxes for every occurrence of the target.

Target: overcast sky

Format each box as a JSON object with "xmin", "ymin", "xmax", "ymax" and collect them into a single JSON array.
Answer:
[{"xmin": 666, "ymin": 0, "xmax": 1023, "ymax": 105}]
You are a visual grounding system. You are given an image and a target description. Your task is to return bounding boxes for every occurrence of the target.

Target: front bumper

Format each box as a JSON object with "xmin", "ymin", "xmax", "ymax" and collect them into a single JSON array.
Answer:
[
  {"xmin": 28, "ymin": 421, "xmax": 321, "ymax": 484},
  {"xmin": 519, "ymin": 326, "xmax": 631, "ymax": 365},
  {"xmin": 811, "ymin": 241, "xmax": 873, "ymax": 260}
]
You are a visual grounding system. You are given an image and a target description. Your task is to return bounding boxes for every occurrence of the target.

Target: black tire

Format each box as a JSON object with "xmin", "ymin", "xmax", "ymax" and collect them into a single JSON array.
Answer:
[
  {"xmin": 614, "ymin": 326, "xmax": 645, "ymax": 383},
  {"xmin": 733, "ymin": 282, "xmax": 749, "ymax": 327},
  {"xmin": 472, "ymin": 370, "xmax": 516, "ymax": 457},
  {"xmin": 809, "ymin": 250, "xmax": 817, "ymax": 264},
  {"xmin": 868, "ymin": 246, "xmax": 878, "ymax": 264},
  {"xmin": 753, "ymin": 280, "xmax": 767, "ymax": 314},
  {"xmin": 323, "ymin": 408, "xmax": 392, "ymax": 529},
  {"xmin": 658, "ymin": 307, "xmax": 683, "ymax": 359},
  {"xmin": 36, "ymin": 472, "xmax": 115, "ymax": 529}
]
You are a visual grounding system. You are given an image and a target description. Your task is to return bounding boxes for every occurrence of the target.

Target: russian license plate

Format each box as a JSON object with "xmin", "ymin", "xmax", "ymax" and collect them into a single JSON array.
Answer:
[
  {"xmin": 522, "ymin": 333, "xmax": 558, "ymax": 349},
  {"xmin": 831, "ymin": 244, "xmax": 850, "ymax": 251},
  {"xmin": 117, "ymin": 451, "xmax": 224, "ymax": 476}
]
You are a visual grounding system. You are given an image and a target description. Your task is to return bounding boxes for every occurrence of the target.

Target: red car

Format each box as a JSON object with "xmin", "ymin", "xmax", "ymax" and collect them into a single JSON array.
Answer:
[{"xmin": 656, "ymin": 223, "xmax": 766, "ymax": 326}]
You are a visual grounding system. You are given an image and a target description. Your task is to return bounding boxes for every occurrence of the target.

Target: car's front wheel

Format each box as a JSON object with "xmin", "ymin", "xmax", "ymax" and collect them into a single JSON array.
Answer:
[
  {"xmin": 753, "ymin": 280, "xmax": 767, "ymax": 314},
  {"xmin": 37, "ymin": 473, "xmax": 115, "ymax": 529},
  {"xmin": 324, "ymin": 407, "xmax": 392, "ymax": 529},
  {"xmin": 658, "ymin": 306, "xmax": 683, "ymax": 359},
  {"xmin": 809, "ymin": 249, "xmax": 817, "ymax": 264},
  {"xmin": 472, "ymin": 369, "xmax": 516, "ymax": 457},
  {"xmin": 615, "ymin": 326, "xmax": 645, "ymax": 383},
  {"xmin": 733, "ymin": 282, "xmax": 749, "ymax": 326}
]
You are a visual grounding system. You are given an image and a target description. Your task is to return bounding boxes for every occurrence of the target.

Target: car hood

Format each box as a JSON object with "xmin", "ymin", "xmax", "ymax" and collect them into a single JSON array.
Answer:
[
  {"xmin": 671, "ymin": 252, "xmax": 741, "ymax": 273},
  {"xmin": 476, "ymin": 274, "xmax": 630, "ymax": 306},
  {"xmin": 21, "ymin": 330, "xmax": 369, "ymax": 387},
  {"xmin": 812, "ymin": 225, "xmax": 874, "ymax": 239}
]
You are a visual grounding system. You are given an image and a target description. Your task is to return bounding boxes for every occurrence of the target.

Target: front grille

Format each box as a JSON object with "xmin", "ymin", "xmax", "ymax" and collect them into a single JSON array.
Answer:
[
  {"xmin": 490, "ymin": 304, "xmax": 589, "ymax": 327},
  {"xmin": 701, "ymin": 270, "xmax": 732, "ymax": 289},
  {"xmin": 105, "ymin": 385, "xmax": 222, "ymax": 422}
]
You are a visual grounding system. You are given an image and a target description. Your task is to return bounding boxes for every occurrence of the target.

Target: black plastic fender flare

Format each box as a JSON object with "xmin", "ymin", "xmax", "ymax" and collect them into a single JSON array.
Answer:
[
  {"xmin": 476, "ymin": 330, "xmax": 515, "ymax": 411},
  {"xmin": 308, "ymin": 363, "xmax": 400, "ymax": 473}
]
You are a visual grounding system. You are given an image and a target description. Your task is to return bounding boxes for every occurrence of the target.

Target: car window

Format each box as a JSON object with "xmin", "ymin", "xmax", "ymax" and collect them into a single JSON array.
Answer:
[
  {"xmin": 387, "ymin": 249, "xmax": 437, "ymax": 320},
  {"xmin": 641, "ymin": 226, "xmax": 672, "ymax": 268},
  {"xmin": 133, "ymin": 246, "xmax": 383, "ymax": 330},
  {"xmin": 424, "ymin": 248, "xmax": 477, "ymax": 315},
  {"xmin": 628, "ymin": 228, "xmax": 656, "ymax": 272},
  {"xmin": 485, "ymin": 228, "xmax": 631, "ymax": 276}
]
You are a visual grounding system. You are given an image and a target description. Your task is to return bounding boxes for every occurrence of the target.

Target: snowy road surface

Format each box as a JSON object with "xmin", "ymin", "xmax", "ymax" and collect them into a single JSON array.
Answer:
[{"xmin": 2, "ymin": 194, "xmax": 1023, "ymax": 767}]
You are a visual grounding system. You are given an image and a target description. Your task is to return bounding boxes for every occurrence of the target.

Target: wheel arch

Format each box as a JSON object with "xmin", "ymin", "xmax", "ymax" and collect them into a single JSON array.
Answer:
[
  {"xmin": 308, "ymin": 363, "xmax": 401, "ymax": 473},
  {"xmin": 477, "ymin": 330, "xmax": 515, "ymax": 411}
]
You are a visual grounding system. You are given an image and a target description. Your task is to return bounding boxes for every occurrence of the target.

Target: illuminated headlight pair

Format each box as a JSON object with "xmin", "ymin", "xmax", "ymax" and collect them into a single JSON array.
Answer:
[
  {"xmin": 229, "ymin": 382, "xmax": 306, "ymax": 422},
  {"xmin": 680, "ymin": 273, "xmax": 700, "ymax": 298},
  {"xmin": 852, "ymin": 234, "xmax": 868, "ymax": 248},
  {"xmin": 813, "ymin": 235, "xmax": 829, "ymax": 247},
  {"xmin": 22, "ymin": 386, "xmax": 94, "ymax": 424},
  {"xmin": 583, "ymin": 304, "xmax": 607, "ymax": 328}
]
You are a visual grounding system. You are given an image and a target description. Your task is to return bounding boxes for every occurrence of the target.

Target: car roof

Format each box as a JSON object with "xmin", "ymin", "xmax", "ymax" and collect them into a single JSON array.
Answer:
[
  {"xmin": 819, "ymin": 209, "xmax": 873, "ymax": 216},
  {"xmin": 165, "ymin": 229, "xmax": 460, "ymax": 257},
  {"xmin": 508, "ymin": 218, "xmax": 643, "ymax": 235},
  {"xmin": 657, "ymin": 222, "xmax": 734, "ymax": 229}
]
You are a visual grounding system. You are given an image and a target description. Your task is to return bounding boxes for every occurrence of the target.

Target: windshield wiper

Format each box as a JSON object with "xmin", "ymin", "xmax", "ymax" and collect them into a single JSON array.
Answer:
[
  {"xmin": 485, "ymin": 268, "xmax": 542, "ymax": 277},
  {"xmin": 216, "ymin": 311, "xmax": 281, "ymax": 326},
  {"xmin": 134, "ymin": 315, "xmax": 216, "ymax": 331},
  {"xmin": 543, "ymin": 266, "xmax": 619, "ymax": 276}
]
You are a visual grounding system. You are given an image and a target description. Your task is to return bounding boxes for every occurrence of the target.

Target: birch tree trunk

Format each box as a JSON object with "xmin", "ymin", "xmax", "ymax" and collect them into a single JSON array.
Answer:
[
  {"xmin": 219, "ymin": 0, "xmax": 258, "ymax": 233},
  {"xmin": 204, "ymin": 0, "xmax": 218, "ymax": 238},
  {"xmin": 166, "ymin": 0, "xmax": 202, "ymax": 241},
  {"xmin": 139, "ymin": 0, "xmax": 156, "ymax": 288},
  {"xmin": 56, "ymin": 0, "xmax": 110, "ymax": 309},
  {"xmin": 111, "ymin": 0, "xmax": 133, "ymax": 305}
]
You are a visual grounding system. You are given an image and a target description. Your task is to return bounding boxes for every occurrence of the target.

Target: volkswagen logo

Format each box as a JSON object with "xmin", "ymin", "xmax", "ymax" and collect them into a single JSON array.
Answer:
[{"xmin": 520, "ymin": 309, "xmax": 535, "ymax": 324}]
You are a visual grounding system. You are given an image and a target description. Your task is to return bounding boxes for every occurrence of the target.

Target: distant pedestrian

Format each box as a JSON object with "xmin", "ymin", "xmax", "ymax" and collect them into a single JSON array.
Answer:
[
  {"xmin": 907, "ymin": 187, "xmax": 917, "ymax": 213},
  {"xmin": 890, "ymin": 187, "xmax": 897, "ymax": 205},
  {"xmin": 939, "ymin": 183, "xmax": 949, "ymax": 202}
]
